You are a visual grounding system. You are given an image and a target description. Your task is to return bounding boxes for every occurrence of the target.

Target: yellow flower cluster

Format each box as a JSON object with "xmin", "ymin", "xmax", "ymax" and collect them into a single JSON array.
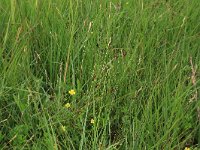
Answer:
[
  {"xmin": 68, "ymin": 89, "xmax": 75, "ymax": 95},
  {"xmin": 91, "ymin": 118, "xmax": 95, "ymax": 124},
  {"xmin": 60, "ymin": 125, "xmax": 66, "ymax": 132},
  {"xmin": 64, "ymin": 89, "xmax": 75, "ymax": 109},
  {"xmin": 64, "ymin": 89, "xmax": 95, "ymax": 126},
  {"xmin": 64, "ymin": 103, "xmax": 71, "ymax": 108}
]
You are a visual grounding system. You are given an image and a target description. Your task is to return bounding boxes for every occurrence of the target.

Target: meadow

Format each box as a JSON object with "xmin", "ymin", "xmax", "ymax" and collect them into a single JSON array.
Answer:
[{"xmin": 0, "ymin": 0, "xmax": 200, "ymax": 149}]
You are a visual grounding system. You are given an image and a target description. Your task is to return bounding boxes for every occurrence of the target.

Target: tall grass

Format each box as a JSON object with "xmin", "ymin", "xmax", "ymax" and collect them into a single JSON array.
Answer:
[{"xmin": 0, "ymin": 0, "xmax": 199, "ymax": 149}]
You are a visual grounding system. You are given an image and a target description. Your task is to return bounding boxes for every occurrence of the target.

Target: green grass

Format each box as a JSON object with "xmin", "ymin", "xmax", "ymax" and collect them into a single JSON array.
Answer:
[{"xmin": 0, "ymin": 0, "xmax": 200, "ymax": 149}]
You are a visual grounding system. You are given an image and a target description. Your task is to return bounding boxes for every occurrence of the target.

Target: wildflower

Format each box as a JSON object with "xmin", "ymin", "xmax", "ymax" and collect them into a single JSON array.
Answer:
[
  {"xmin": 184, "ymin": 147, "xmax": 190, "ymax": 150},
  {"xmin": 90, "ymin": 118, "xmax": 95, "ymax": 124},
  {"xmin": 69, "ymin": 89, "xmax": 75, "ymax": 95},
  {"xmin": 60, "ymin": 125, "xmax": 66, "ymax": 132},
  {"xmin": 64, "ymin": 103, "xmax": 71, "ymax": 108}
]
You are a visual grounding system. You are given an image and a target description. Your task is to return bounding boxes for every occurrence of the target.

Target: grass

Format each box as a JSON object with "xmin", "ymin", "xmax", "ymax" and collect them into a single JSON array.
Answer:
[{"xmin": 0, "ymin": 0, "xmax": 199, "ymax": 149}]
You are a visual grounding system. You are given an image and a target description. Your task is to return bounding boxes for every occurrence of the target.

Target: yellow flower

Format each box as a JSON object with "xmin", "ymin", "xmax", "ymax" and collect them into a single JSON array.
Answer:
[
  {"xmin": 184, "ymin": 147, "xmax": 190, "ymax": 150},
  {"xmin": 60, "ymin": 125, "xmax": 66, "ymax": 132},
  {"xmin": 90, "ymin": 118, "xmax": 95, "ymax": 124},
  {"xmin": 69, "ymin": 89, "xmax": 75, "ymax": 95},
  {"xmin": 64, "ymin": 103, "xmax": 71, "ymax": 108}
]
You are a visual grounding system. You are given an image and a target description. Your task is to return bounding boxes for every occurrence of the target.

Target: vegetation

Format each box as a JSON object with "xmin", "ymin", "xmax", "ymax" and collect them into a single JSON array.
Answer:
[{"xmin": 0, "ymin": 0, "xmax": 199, "ymax": 149}]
